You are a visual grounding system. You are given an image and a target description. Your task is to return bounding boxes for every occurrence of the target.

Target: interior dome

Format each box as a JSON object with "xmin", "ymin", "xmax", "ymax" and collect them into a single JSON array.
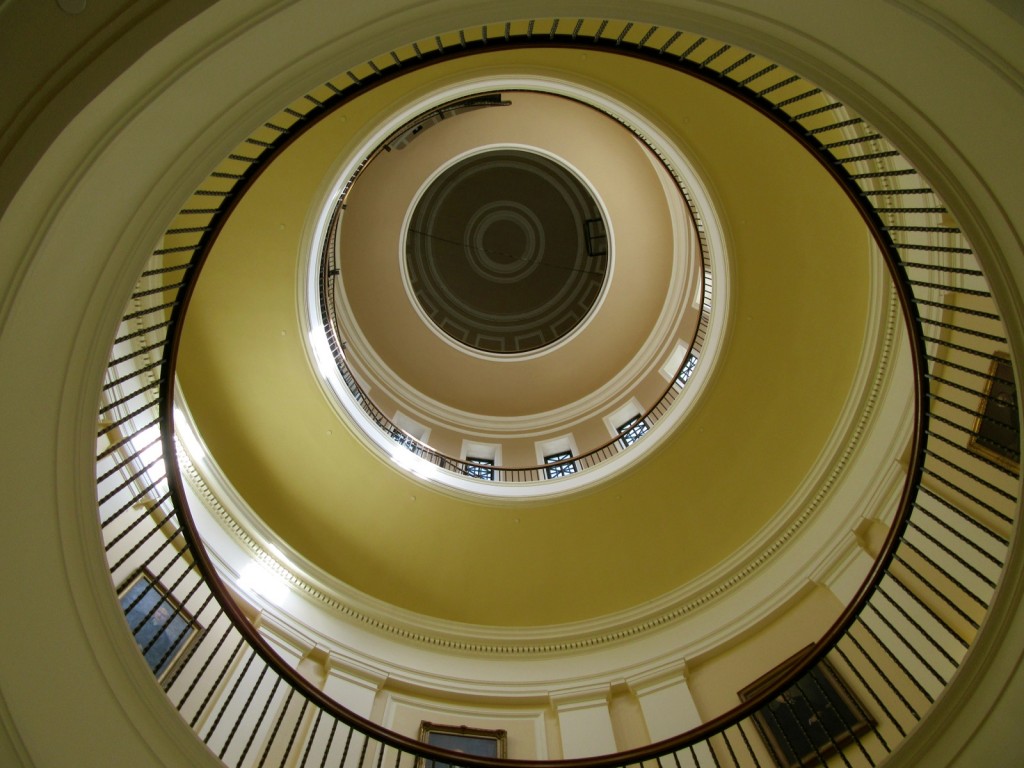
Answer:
[
  {"xmin": 176, "ymin": 47, "xmax": 883, "ymax": 630},
  {"xmin": 330, "ymin": 88, "xmax": 699, "ymax": 437},
  {"xmin": 404, "ymin": 146, "xmax": 608, "ymax": 354},
  {"xmin": 8, "ymin": 2, "xmax": 1023, "ymax": 765}
]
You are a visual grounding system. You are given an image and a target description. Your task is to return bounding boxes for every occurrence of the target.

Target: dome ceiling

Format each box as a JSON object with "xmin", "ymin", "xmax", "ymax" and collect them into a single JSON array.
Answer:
[
  {"xmin": 404, "ymin": 146, "xmax": 608, "ymax": 355},
  {"xmin": 336, "ymin": 90, "xmax": 684, "ymax": 424},
  {"xmin": 176, "ymin": 48, "xmax": 877, "ymax": 628}
]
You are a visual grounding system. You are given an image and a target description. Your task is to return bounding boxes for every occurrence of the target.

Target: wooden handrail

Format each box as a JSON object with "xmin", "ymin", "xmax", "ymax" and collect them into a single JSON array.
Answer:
[
  {"xmin": 315, "ymin": 93, "xmax": 713, "ymax": 487},
  {"xmin": 95, "ymin": 17, "xmax": 1018, "ymax": 768}
]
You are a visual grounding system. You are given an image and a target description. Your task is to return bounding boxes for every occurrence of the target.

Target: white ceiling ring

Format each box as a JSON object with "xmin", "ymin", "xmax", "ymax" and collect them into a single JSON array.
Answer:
[{"xmin": 299, "ymin": 73, "xmax": 730, "ymax": 501}]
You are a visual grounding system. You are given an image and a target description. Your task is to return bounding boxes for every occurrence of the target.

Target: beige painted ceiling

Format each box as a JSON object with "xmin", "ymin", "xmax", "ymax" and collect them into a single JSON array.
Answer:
[
  {"xmin": 339, "ymin": 90, "xmax": 677, "ymax": 419},
  {"xmin": 177, "ymin": 48, "xmax": 875, "ymax": 627}
]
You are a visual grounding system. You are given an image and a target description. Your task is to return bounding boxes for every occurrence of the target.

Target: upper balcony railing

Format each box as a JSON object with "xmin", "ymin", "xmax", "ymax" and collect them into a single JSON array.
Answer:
[
  {"xmin": 319, "ymin": 214, "xmax": 709, "ymax": 485},
  {"xmin": 96, "ymin": 18, "xmax": 1019, "ymax": 768},
  {"xmin": 315, "ymin": 96, "xmax": 713, "ymax": 485}
]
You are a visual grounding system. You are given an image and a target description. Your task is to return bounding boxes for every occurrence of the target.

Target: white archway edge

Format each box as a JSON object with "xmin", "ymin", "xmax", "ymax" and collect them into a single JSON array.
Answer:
[
  {"xmin": 0, "ymin": 1, "xmax": 1021, "ymax": 766},
  {"xmin": 299, "ymin": 72, "xmax": 726, "ymax": 501}
]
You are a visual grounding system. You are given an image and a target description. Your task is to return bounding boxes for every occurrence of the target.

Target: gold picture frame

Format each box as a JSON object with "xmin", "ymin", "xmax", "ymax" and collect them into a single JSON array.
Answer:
[
  {"xmin": 739, "ymin": 647, "xmax": 871, "ymax": 768},
  {"xmin": 969, "ymin": 352, "xmax": 1019, "ymax": 468},
  {"xmin": 418, "ymin": 722, "xmax": 507, "ymax": 767}
]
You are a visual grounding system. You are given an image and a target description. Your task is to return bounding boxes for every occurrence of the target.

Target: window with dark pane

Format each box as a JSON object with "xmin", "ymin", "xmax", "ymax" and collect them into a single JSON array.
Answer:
[
  {"xmin": 466, "ymin": 457, "xmax": 495, "ymax": 481},
  {"xmin": 119, "ymin": 573, "xmax": 197, "ymax": 677},
  {"xmin": 618, "ymin": 415, "xmax": 649, "ymax": 447},
  {"xmin": 544, "ymin": 450, "xmax": 577, "ymax": 479},
  {"xmin": 677, "ymin": 353, "xmax": 698, "ymax": 386}
]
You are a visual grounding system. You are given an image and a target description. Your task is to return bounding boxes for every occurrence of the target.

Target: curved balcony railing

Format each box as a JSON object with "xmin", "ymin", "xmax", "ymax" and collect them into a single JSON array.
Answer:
[
  {"xmin": 316, "ymin": 96, "xmax": 713, "ymax": 484},
  {"xmin": 319, "ymin": 203, "xmax": 709, "ymax": 484},
  {"xmin": 96, "ymin": 18, "xmax": 1019, "ymax": 768}
]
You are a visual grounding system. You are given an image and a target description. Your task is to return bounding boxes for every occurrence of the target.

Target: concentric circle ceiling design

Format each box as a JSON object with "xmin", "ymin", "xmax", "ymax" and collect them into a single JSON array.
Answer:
[
  {"xmin": 405, "ymin": 148, "xmax": 608, "ymax": 354},
  {"xmin": 322, "ymin": 86, "xmax": 709, "ymax": 484},
  {"xmin": 177, "ymin": 43, "xmax": 882, "ymax": 628}
]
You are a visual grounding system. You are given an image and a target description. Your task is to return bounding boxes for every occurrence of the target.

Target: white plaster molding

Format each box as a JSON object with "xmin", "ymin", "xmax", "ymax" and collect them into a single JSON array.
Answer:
[
  {"xmin": 627, "ymin": 669, "xmax": 689, "ymax": 699},
  {"xmin": 325, "ymin": 657, "xmax": 388, "ymax": 693},
  {"xmin": 551, "ymin": 687, "xmax": 617, "ymax": 758},
  {"xmin": 550, "ymin": 683, "xmax": 611, "ymax": 708},
  {"xmin": 813, "ymin": 537, "xmax": 878, "ymax": 608},
  {"xmin": 297, "ymin": 70, "xmax": 718, "ymax": 500},
  {"xmin": 174, "ymin": 269, "xmax": 906, "ymax": 669},
  {"xmin": 2, "ymin": 1, "xmax": 1021, "ymax": 767}
]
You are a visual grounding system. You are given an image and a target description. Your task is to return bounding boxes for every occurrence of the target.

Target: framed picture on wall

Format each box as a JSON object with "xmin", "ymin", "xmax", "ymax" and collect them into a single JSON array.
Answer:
[
  {"xmin": 418, "ymin": 722, "xmax": 507, "ymax": 768},
  {"xmin": 118, "ymin": 570, "xmax": 199, "ymax": 679},
  {"xmin": 739, "ymin": 647, "xmax": 871, "ymax": 768},
  {"xmin": 969, "ymin": 352, "xmax": 1019, "ymax": 468}
]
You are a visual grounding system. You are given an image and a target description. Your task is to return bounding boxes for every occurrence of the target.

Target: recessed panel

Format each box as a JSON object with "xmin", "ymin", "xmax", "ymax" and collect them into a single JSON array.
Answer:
[{"xmin": 405, "ymin": 149, "xmax": 608, "ymax": 353}]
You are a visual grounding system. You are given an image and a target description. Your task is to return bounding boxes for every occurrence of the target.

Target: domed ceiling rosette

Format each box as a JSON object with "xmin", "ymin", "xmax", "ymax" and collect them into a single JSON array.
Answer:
[
  {"xmin": 324, "ymin": 88, "xmax": 712, "ymax": 493},
  {"xmin": 404, "ymin": 148, "xmax": 608, "ymax": 355}
]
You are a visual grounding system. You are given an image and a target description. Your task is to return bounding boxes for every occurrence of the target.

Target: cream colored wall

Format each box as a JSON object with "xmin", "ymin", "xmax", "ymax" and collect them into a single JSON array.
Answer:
[
  {"xmin": 0, "ymin": 0, "xmax": 218, "ymax": 218},
  {"xmin": 684, "ymin": 586, "xmax": 844, "ymax": 720},
  {"xmin": 174, "ymin": 42, "xmax": 879, "ymax": 627},
  {"xmin": 1, "ymin": 1, "xmax": 1022, "ymax": 766}
]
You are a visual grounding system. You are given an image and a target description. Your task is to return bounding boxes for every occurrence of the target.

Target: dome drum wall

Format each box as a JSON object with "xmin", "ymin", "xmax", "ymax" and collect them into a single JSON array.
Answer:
[
  {"xmin": 331, "ymin": 88, "xmax": 700, "ymax": 471},
  {"xmin": 179, "ymin": 328, "xmax": 913, "ymax": 740},
  {"xmin": 177, "ymin": 46, "xmax": 893, "ymax": 637}
]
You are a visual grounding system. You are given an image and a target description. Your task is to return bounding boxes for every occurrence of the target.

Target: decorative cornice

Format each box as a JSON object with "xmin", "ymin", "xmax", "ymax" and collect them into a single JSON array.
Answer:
[
  {"xmin": 317, "ymin": 75, "xmax": 703, "ymax": 440},
  {"xmin": 175, "ymin": 276, "xmax": 904, "ymax": 657}
]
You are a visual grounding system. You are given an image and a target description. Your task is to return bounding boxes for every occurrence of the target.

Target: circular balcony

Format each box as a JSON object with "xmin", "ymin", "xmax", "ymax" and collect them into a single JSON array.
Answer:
[
  {"xmin": 305, "ymin": 83, "xmax": 718, "ymax": 499},
  {"xmin": 93, "ymin": 14, "xmax": 1019, "ymax": 768}
]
